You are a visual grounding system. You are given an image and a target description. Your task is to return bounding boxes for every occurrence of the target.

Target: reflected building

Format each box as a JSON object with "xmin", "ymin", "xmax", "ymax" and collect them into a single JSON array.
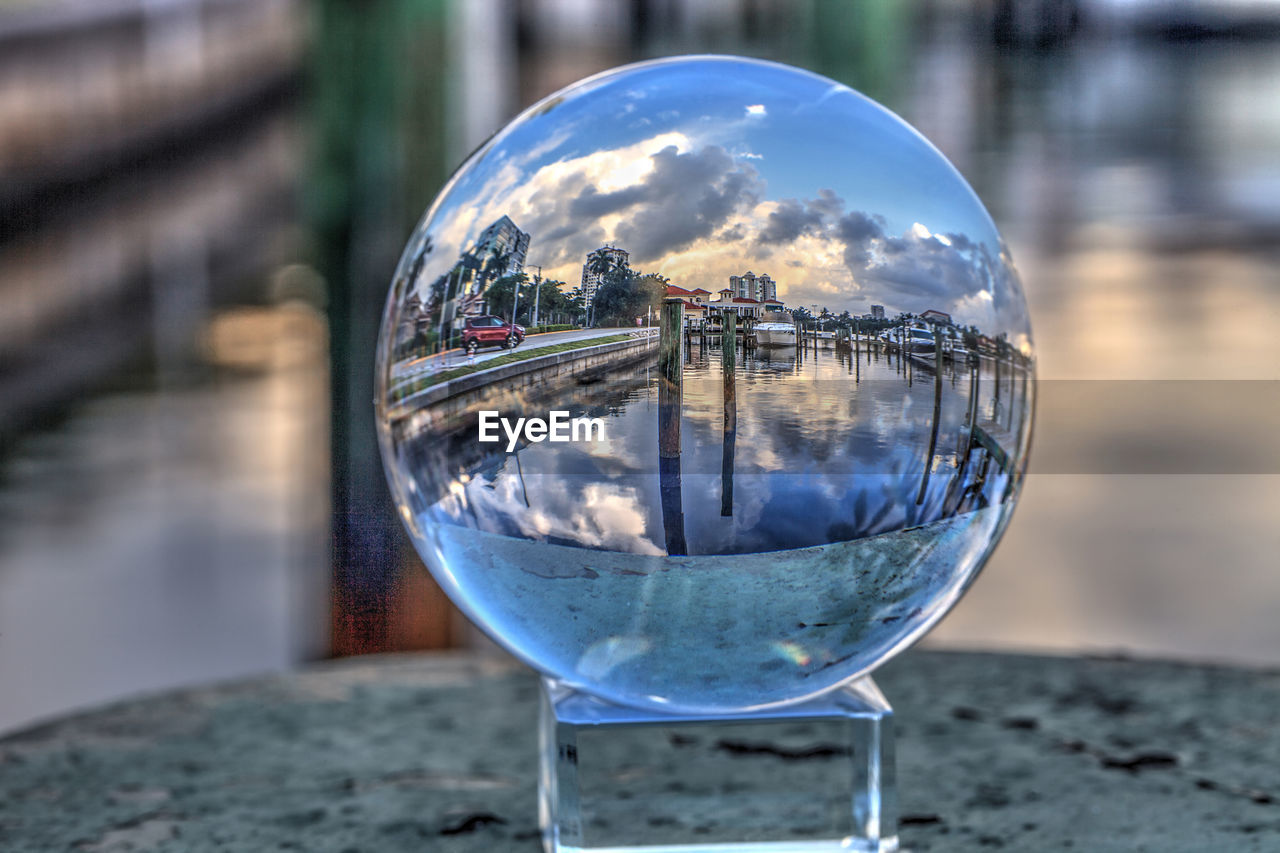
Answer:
[
  {"xmin": 413, "ymin": 214, "xmax": 530, "ymax": 330},
  {"xmin": 665, "ymin": 285, "xmax": 711, "ymax": 329},
  {"xmin": 467, "ymin": 215, "xmax": 530, "ymax": 311},
  {"xmin": 473, "ymin": 215, "xmax": 530, "ymax": 279},
  {"xmin": 729, "ymin": 271, "xmax": 777, "ymax": 302},
  {"xmin": 706, "ymin": 286, "xmax": 784, "ymax": 322},
  {"xmin": 580, "ymin": 245, "xmax": 629, "ymax": 310}
]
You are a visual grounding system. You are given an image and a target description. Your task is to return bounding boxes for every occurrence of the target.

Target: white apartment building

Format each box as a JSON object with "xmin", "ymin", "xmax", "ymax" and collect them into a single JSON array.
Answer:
[{"xmin": 580, "ymin": 245, "xmax": 630, "ymax": 309}]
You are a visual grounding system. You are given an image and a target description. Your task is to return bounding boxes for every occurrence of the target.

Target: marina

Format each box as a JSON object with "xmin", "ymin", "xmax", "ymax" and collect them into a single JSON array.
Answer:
[{"xmin": 398, "ymin": 304, "xmax": 1031, "ymax": 556}]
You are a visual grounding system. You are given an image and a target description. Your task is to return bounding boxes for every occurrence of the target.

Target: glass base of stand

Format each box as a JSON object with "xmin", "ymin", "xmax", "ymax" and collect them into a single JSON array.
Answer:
[{"xmin": 539, "ymin": 677, "xmax": 897, "ymax": 853}]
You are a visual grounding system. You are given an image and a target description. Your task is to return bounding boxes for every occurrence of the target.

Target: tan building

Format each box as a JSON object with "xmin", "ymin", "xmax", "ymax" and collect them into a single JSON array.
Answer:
[
  {"xmin": 665, "ymin": 285, "xmax": 711, "ymax": 328},
  {"xmin": 729, "ymin": 270, "xmax": 777, "ymax": 302}
]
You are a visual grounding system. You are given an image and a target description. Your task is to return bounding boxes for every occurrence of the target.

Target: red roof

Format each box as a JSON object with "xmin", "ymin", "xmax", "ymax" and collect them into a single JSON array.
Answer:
[
  {"xmin": 690, "ymin": 288, "xmax": 711, "ymax": 294},
  {"xmin": 682, "ymin": 300, "xmax": 706, "ymax": 310},
  {"xmin": 733, "ymin": 297, "xmax": 760, "ymax": 304},
  {"xmin": 764, "ymin": 299, "xmax": 783, "ymax": 304},
  {"xmin": 666, "ymin": 285, "xmax": 696, "ymax": 297}
]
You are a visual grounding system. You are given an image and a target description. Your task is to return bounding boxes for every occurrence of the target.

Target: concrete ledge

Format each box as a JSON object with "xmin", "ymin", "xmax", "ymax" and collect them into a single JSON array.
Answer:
[
  {"xmin": 390, "ymin": 334, "xmax": 657, "ymax": 423},
  {"xmin": 3, "ymin": 649, "xmax": 1277, "ymax": 851}
]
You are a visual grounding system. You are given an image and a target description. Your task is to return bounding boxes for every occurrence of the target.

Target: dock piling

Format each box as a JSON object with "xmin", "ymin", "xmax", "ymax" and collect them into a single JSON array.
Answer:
[
  {"xmin": 658, "ymin": 299, "xmax": 686, "ymax": 555},
  {"xmin": 721, "ymin": 313, "xmax": 736, "ymax": 517}
]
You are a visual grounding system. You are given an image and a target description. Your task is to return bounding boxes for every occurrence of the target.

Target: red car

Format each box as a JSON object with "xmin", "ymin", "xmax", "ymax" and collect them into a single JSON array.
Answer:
[{"xmin": 462, "ymin": 315, "xmax": 525, "ymax": 354}]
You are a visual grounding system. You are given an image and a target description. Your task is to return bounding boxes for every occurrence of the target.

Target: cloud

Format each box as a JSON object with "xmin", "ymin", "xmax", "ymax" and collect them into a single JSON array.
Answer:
[
  {"xmin": 610, "ymin": 145, "xmax": 762, "ymax": 261},
  {"xmin": 758, "ymin": 198, "xmax": 826, "ymax": 245},
  {"xmin": 717, "ymin": 222, "xmax": 747, "ymax": 242},
  {"xmin": 459, "ymin": 140, "xmax": 764, "ymax": 273},
  {"xmin": 569, "ymin": 184, "xmax": 650, "ymax": 219},
  {"xmin": 758, "ymin": 190, "xmax": 847, "ymax": 246},
  {"xmin": 406, "ymin": 124, "xmax": 1028, "ymax": 342}
]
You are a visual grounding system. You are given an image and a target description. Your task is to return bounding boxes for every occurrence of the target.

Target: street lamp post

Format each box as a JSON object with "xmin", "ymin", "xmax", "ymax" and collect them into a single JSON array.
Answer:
[{"xmin": 529, "ymin": 265, "xmax": 542, "ymax": 328}]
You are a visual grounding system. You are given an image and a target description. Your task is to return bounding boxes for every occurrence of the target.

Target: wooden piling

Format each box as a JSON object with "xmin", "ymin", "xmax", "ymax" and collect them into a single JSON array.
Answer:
[
  {"xmin": 917, "ymin": 326, "xmax": 944, "ymax": 505},
  {"xmin": 721, "ymin": 312, "xmax": 736, "ymax": 517},
  {"xmin": 1007, "ymin": 350, "xmax": 1017, "ymax": 431},
  {"xmin": 993, "ymin": 339, "xmax": 1002, "ymax": 418},
  {"xmin": 658, "ymin": 298, "xmax": 686, "ymax": 554},
  {"xmin": 659, "ymin": 299, "xmax": 682, "ymax": 460}
]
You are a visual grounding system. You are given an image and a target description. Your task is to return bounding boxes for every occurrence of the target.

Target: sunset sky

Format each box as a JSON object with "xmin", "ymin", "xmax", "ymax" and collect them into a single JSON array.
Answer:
[{"xmin": 403, "ymin": 57, "xmax": 1031, "ymax": 352}]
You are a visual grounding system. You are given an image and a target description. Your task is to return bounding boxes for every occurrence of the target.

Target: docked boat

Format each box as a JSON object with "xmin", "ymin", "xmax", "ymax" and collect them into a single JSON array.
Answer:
[
  {"xmin": 905, "ymin": 325, "xmax": 938, "ymax": 354},
  {"xmin": 888, "ymin": 324, "xmax": 938, "ymax": 355},
  {"xmin": 753, "ymin": 322, "xmax": 798, "ymax": 347},
  {"xmin": 942, "ymin": 337, "xmax": 969, "ymax": 362}
]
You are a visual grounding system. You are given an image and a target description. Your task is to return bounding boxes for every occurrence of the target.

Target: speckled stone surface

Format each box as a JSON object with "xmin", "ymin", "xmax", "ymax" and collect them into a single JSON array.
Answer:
[{"xmin": 2, "ymin": 650, "xmax": 1278, "ymax": 851}]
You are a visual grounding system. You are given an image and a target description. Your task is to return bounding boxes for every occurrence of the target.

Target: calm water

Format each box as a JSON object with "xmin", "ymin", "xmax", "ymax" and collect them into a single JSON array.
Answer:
[
  {"xmin": 419, "ymin": 342, "xmax": 1021, "ymax": 553},
  {"xmin": 395, "ymin": 341, "xmax": 1030, "ymax": 711}
]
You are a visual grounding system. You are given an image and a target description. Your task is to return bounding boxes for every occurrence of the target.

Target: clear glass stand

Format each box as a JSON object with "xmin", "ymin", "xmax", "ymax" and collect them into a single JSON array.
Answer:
[{"xmin": 539, "ymin": 677, "xmax": 897, "ymax": 853}]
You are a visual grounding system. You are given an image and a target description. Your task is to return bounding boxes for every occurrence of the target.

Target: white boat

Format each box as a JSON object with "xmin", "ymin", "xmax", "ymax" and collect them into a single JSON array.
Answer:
[
  {"xmin": 907, "ymin": 325, "xmax": 938, "ymax": 354},
  {"xmin": 942, "ymin": 337, "xmax": 969, "ymax": 361},
  {"xmin": 753, "ymin": 322, "xmax": 798, "ymax": 347},
  {"xmin": 891, "ymin": 324, "xmax": 937, "ymax": 355}
]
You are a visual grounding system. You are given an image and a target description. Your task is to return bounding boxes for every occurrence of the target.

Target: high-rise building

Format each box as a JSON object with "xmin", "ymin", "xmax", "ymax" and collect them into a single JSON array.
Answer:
[
  {"xmin": 471, "ymin": 215, "xmax": 530, "ymax": 283},
  {"xmin": 758, "ymin": 273, "xmax": 776, "ymax": 302},
  {"xmin": 729, "ymin": 271, "xmax": 776, "ymax": 302},
  {"xmin": 870, "ymin": 304, "xmax": 885, "ymax": 320},
  {"xmin": 580, "ymin": 245, "xmax": 630, "ymax": 309}
]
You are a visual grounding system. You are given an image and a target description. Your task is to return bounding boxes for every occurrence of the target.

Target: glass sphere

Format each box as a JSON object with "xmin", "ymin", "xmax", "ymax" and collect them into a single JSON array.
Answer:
[{"xmin": 375, "ymin": 56, "xmax": 1034, "ymax": 714}]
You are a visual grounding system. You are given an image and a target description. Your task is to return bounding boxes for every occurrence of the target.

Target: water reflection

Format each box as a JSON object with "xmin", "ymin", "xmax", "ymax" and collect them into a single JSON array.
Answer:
[{"xmin": 399, "ymin": 324, "xmax": 1030, "ymax": 558}]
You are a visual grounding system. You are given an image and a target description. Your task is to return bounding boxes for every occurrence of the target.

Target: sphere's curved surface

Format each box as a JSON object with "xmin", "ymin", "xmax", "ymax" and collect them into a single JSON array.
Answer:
[{"xmin": 375, "ymin": 56, "xmax": 1034, "ymax": 713}]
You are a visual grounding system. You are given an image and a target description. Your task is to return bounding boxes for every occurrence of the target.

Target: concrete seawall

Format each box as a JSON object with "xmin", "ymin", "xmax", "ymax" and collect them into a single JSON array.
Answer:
[{"xmin": 388, "ymin": 334, "xmax": 658, "ymax": 430}]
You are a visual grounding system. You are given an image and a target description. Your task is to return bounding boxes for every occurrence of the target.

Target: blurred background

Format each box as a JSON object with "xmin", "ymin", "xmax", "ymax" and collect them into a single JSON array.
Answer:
[{"xmin": 1, "ymin": 0, "xmax": 1277, "ymax": 735}]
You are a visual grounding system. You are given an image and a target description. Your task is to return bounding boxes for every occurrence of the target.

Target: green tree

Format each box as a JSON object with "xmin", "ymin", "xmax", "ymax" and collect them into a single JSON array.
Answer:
[
  {"xmin": 534, "ymin": 279, "xmax": 570, "ymax": 325},
  {"xmin": 591, "ymin": 269, "xmax": 669, "ymax": 327},
  {"xmin": 484, "ymin": 272, "xmax": 528, "ymax": 322},
  {"xmin": 585, "ymin": 249, "xmax": 624, "ymax": 326},
  {"xmin": 564, "ymin": 288, "xmax": 587, "ymax": 326}
]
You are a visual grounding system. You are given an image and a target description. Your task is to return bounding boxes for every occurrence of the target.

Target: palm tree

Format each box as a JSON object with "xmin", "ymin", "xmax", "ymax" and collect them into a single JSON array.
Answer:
[
  {"xmin": 482, "ymin": 247, "xmax": 511, "ymax": 305},
  {"xmin": 584, "ymin": 250, "xmax": 616, "ymax": 327},
  {"xmin": 586, "ymin": 248, "xmax": 616, "ymax": 279}
]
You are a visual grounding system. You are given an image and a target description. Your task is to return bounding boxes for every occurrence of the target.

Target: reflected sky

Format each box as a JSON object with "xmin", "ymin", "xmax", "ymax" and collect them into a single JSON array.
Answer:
[
  {"xmin": 399, "ymin": 344, "xmax": 1022, "ymax": 558},
  {"xmin": 398, "ymin": 57, "xmax": 1033, "ymax": 352}
]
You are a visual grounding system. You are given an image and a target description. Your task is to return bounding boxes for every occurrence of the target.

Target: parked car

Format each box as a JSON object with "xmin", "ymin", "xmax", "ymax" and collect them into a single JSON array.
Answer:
[{"xmin": 462, "ymin": 315, "xmax": 525, "ymax": 354}]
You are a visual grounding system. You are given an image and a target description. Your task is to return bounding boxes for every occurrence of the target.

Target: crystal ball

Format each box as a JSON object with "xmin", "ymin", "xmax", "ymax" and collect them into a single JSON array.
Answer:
[{"xmin": 375, "ymin": 56, "xmax": 1034, "ymax": 714}]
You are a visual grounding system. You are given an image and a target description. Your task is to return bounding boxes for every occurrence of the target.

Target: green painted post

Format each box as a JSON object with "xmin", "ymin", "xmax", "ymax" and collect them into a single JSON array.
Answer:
[{"xmin": 313, "ymin": 0, "xmax": 450, "ymax": 655}]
